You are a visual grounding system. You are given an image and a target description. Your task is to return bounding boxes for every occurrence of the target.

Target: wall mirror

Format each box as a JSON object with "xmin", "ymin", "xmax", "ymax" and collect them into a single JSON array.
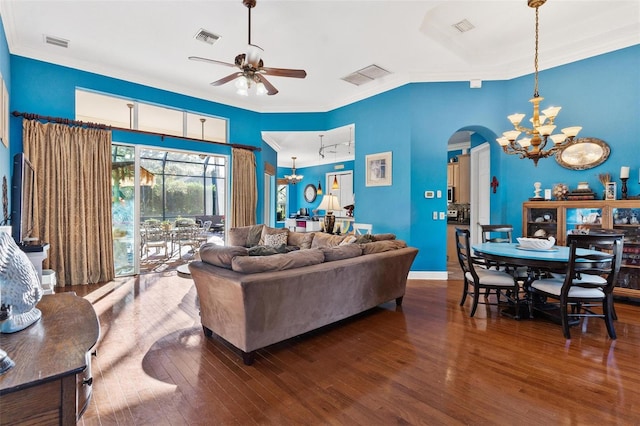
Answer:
[{"xmin": 555, "ymin": 137, "xmax": 610, "ymax": 170}]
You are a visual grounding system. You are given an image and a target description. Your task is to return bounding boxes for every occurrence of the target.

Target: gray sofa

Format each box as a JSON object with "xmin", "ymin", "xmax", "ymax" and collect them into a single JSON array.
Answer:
[{"xmin": 188, "ymin": 225, "xmax": 418, "ymax": 365}]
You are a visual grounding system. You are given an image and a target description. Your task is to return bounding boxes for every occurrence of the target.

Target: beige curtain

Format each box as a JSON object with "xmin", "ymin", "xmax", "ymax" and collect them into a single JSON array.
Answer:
[
  {"xmin": 231, "ymin": 148, "xmax": 257, "ymax": 227},
  {"xmin": 23, "ymin": 120, "xmax": 114, "ymax": 286}
]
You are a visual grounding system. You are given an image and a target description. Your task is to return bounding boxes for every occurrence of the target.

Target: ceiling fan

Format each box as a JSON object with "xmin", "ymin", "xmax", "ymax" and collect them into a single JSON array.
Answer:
[{"xmin": 189, "ymin": 0, "xmax": 307, "ymax": 96}]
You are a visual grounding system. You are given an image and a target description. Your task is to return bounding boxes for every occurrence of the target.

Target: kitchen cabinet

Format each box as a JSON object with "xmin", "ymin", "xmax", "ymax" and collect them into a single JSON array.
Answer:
[
  {"xmin": 446, "ymin": 154, "xmax": 470, "ymax": 204},
  {"xmin": 456, "ymin": 154, "xmax": 470, "ymax": 204},
  {"xmin": 522, "ymin": 200, "xmax": 640, "ymax": 298},
  {"xmin": 447, "ymin": 162, "xmax": 457, "ymax": 187}
]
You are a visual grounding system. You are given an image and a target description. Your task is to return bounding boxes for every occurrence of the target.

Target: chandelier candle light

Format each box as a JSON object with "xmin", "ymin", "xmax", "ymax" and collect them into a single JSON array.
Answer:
[{"xmin": 496, "ymin": 0, "xmax": 582, "ymax": 166}]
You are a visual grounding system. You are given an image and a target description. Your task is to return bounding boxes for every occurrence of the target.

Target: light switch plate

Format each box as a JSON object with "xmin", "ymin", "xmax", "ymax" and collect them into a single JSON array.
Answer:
[
  {"xmin": 439, "ymin": 212, "xmax": 446, "ymax": 220},
  {"xmin": 432, "ymin": 211, "xmax": 438, "ymax": 220},
  {"xmin": 424, "ymin": 190, "xmax": 435, "ymax": 198},
  {"xmin": 436, "ymin": 190, "xmax": 442, "ymax": 198}
]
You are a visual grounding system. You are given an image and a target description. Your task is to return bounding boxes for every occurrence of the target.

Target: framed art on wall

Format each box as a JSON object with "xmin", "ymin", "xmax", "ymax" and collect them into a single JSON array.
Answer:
[
  {"xmin": 605, "ymin": 182, "xmax": 617, "ymax": 200},
  {"xmin": 365, "ymin": 151, "xmax": 392, "ymax": 187},
  {"xmin": 0, "ymin": 75, "xmax": 6, "ymax": 148}
]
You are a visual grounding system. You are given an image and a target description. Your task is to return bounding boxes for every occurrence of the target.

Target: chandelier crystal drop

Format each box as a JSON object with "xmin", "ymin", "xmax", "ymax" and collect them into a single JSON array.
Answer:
[
  {"xmin": 497, "ymin": 0, "xmax": 582, "ymax": 166},
  {"xmin": 284, "ymin": 156, "xmax": 303, "ymax": 184}
]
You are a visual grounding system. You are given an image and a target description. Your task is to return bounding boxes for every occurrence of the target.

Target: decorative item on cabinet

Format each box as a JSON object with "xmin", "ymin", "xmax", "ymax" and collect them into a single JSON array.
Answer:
[{"xmin": 552, "ymin": 183, "xmax": 568, "ymax": 201}]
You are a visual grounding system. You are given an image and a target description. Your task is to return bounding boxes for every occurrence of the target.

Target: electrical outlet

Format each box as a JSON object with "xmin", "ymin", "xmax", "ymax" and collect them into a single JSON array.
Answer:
[
  {"xmin": 432, "ymin": 211, "xmax": 438, "ymax": 220},
  {"xmin": 439, "ymin": 212, "xmax": 446, "ymax": 220}
]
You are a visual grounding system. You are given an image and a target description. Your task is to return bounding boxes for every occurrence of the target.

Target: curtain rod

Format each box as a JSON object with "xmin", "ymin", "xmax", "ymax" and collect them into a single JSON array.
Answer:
[{"xmin": 11, "ymin": 111, "xmax": 261, "ymax": 152}]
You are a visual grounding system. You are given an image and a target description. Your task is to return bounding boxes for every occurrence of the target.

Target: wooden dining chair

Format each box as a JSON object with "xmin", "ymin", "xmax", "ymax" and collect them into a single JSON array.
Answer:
[
  {"xmin": 528, "ymin": 233, "xmax": 623, "ymax": 339},
  {"xmin": 455, "ymin": 228, "xmax": 522, "ymax": 318},
  {"xmin": 480, "ymin": 224, "xmax": 513, "ymax": 243}
]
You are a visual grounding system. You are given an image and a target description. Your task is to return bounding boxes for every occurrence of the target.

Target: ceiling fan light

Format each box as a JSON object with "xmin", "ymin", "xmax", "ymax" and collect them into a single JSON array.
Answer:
[
  {"xmin": 256, "ymin": 81, "xmax": 268, "ymax": 96},
  {"xmin": 236, "ymin": 88, "xmax": 249, "ymax": 96},
  {"xmin": 235, "ymin": 76, "xmax": 249, "ymax": 90}
]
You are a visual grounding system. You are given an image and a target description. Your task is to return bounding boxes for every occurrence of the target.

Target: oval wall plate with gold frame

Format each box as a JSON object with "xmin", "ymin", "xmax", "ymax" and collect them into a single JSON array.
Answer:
[{"xmin": 555, "ymin": 137, "xmax": 610, "ymax": 170}]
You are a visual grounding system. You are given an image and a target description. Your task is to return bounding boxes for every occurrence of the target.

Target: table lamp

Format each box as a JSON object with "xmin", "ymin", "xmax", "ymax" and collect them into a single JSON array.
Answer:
[{"xmin": 317, "ymin": 194, "xmax": 340, "ymax": 234}]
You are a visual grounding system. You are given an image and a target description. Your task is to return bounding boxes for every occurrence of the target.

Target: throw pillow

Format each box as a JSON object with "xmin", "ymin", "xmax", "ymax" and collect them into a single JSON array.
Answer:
[
  {"xmin": 263, "ymin": 231, "xmax": 289, "ymax": 247},
  {"xmin": 199, "ymin": 244, "xmax": 248, "ymax": 269},
  {"xmin": 258, "ymin": 226, "xmax": 289, "ymax": 246}
]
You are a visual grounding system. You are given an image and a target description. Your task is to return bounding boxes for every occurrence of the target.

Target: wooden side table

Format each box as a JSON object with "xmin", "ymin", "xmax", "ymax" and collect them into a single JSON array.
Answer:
[{"xmin": 0, "ymin": 293, "xmax": 100, "ymax": 425}]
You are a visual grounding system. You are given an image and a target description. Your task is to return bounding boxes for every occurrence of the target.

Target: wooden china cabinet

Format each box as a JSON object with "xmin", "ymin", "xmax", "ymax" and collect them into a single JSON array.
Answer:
[{"xmin": 522, "ymin": 200, "xmax": 640, "ymax": 299}]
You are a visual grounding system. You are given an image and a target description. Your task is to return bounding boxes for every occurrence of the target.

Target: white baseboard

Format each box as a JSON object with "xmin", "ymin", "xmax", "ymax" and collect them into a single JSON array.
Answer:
[{"xmin": 408, "ymin": 271, "xmax": 448, "ymax": 280}]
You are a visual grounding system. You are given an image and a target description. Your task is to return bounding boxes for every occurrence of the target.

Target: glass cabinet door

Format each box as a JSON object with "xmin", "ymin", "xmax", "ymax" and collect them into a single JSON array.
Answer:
[
  {"xmin": 565, "ymin": 207, "xmax": 604, "ymax": 235},
  {"xmin": 613, "ymin": 207, "xmax": 640, "ymax": 290},
  {"xmin": 526, "ymin": 207, "xmax": 559, "ymax": 240}
]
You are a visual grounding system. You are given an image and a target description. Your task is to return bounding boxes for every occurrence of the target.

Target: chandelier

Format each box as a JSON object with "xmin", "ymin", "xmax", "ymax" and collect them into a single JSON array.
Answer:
[
  {"xmin": 284, "ymin": 156, "xmax": 303, "ymax": 184},
  {"xmin": 496, "ymin": 0, "xmax": 582, "ymax": 166}
]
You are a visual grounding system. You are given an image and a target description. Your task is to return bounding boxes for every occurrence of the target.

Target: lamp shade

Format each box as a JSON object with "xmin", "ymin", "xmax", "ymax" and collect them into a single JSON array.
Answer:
[{"xmin": 317, "ymin": 194, "xmax": 340, "ymax": 212}]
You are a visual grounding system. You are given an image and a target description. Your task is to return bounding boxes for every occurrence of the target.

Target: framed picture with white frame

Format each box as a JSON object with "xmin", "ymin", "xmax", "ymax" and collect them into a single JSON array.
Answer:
[
  {"xmin": 605, "ymin": 182, "xmax": 617, "ymax": 200},
  {"xmin": 365, "ymin": 151, "xmax": 392, "ymax": 187},
  {"xmin": 0, "ymin": 75, "xmax": 6, "ymax": 148}
]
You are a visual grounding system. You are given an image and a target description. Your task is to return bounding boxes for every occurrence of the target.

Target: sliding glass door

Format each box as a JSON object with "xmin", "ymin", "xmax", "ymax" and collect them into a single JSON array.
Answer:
[{"xmin": 111, "ymin": 144, "xmax": 228, "ymax": 276}]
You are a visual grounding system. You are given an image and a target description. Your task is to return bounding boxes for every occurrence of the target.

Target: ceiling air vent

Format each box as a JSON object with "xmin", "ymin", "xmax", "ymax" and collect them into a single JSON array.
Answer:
[
  {"xmin": 341, "ymin": 64, "xmax": 391, "ymax": 86},
  {"xmin": 194, "ymin": 29, "xmax": 221, "ymax": 45},
  {"xmin": 452, "ymin": 19, "xmax": 475, "ymax": 33},
  {"xmin": 43, "ymin": 34, "xmax": 69, "ymax": 48}
]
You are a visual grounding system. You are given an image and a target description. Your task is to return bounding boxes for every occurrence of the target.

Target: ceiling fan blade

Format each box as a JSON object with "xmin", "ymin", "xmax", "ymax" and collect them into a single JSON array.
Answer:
[
  {"xmin": 261, "ymin": 67, "xmax": 307, "ymax": 79},
  {"xmin": 189, "ymin": 56, "xmax": 237, "ymax": 68},
  {"xmin": 246, "ymin": 44, "xmax": 264, "ymax": 67},
  {"xmin": 210, "ymin": 72, "xmax": 243, "ymax": 86},
  {"xmin": 256, "ymin": 74, "xmax": 278, "ymax": 96}
]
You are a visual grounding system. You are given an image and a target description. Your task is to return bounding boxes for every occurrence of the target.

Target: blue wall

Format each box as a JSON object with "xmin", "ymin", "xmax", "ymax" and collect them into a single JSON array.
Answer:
[
  {"xmin": 0, "ymin": 15, "xmax": 11, "ymax": 217},
  {"xmin": 3, "ymin": 15, "xmax": 639, "ymax": 274}
]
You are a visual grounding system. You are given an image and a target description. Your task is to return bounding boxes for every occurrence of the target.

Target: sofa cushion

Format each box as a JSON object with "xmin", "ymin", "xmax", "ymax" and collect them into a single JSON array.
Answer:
[
  {"xmin": 287, "ymin": 231, "xmax": 315, "ymax": 249},
  {"xmin": 311, "ymin": 232, "xmax": 348, "ymax": 249},
  {"xmin": 231, "ymin": 248, "xmax": 325, "ymax": 274},
  {"xmin": 322, "ymin": 244, "xmax": 363, "ymax": 262},
  {"xmin": 228, "ymin": 225, "xmax": 264, "ymax": 247},
  {"xmin": 361, "ymin": 239, "xmax": 407, "ymax": 255},
  {"xmin": 259, "ymin": 226, "xmax": 289, "ymax": 246},
  {"xmin": 200, "ymin": 244, "xmax": 248, "ymax": 269}
]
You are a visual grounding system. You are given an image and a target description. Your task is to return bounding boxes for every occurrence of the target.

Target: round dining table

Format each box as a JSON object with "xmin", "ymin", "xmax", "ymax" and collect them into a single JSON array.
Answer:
[{"xmin": 472, "ymin": 242, "xmax": 602, "ymax": 272}]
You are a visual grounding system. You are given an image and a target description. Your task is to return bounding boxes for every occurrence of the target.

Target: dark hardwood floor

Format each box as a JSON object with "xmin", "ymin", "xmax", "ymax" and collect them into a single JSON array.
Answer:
[{"xmin": 59, "ymin": 270, "xmax": 640, "ymax": 425}]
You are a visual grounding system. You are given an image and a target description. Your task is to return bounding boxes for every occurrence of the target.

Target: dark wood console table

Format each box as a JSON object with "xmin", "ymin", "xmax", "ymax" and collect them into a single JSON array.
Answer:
[{"xmin": 0, "ymin": 293, "xmax": 100, "ymax": 425}]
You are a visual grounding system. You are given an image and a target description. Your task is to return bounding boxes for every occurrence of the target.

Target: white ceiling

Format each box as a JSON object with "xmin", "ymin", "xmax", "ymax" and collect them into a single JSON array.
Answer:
[{"xmin": 1, "ymin": 0, "xmax": 638, "ymax": 167}]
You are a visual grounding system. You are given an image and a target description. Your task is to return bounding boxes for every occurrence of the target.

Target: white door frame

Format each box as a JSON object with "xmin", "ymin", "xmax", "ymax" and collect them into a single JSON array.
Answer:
[{"xmin": 470, "ymin": 143, "xmax": 491, "ymax": 246}]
